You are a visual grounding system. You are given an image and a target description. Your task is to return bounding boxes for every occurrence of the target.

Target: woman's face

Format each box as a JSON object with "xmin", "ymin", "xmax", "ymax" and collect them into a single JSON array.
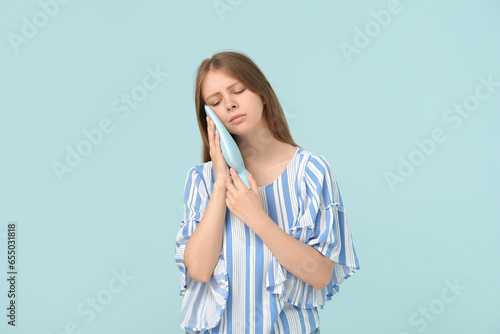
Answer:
[{"xmin": 201, "ymin": 70, "xmax": 266, "ymax": 135}]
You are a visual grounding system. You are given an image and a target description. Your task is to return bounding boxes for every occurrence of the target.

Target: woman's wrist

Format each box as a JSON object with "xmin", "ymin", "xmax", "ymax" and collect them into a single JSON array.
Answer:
[{"xmin": 212, "ymin": 182, "xmax": 227, "ymax": 195}]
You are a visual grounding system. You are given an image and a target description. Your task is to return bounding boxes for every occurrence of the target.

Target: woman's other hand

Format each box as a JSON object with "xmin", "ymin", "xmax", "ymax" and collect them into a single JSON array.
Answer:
[{"xmin": 225, "ymin": 168, "xmax": 265, "ymax": 228}]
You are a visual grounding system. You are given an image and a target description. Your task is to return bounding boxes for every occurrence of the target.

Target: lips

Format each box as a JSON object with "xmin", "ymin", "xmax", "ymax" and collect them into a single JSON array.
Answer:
[{"xmin": 230, "ymin": 114, "xmax": 245, "ymax": 122}]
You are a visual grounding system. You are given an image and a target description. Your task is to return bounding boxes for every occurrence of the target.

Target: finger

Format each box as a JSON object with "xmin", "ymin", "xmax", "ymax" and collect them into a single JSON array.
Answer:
[
  {"xmin": 210, "ymin": 119, "xmax": 215, "ymax": 137},
  {"xmin": 248, "ymin": 173, "xmax": 258, "ymax": 193},
  {"xmin": 229, "ymin": 168, "xmax": 245, "ymax": 190},
  {"xmin": 207, "ymin": 117, "xmax": 213, "ymax": 145},
  {"xmin": 215, "ymin": 131, "xmax": 228, "ymax": 166},
  {"xmin": 208, "ymin": 120, "xmax": 217, "ymax": 154},
  {"xmin": 215, "ymin": 129, "xmax": 221, "ymax": 151},
  {"xmin": 225, "ymin": 173, "xmax": 235, "ymax": 193},
  {"xmin": 225, "ymin": 186, "xmax": 234, "ymax": 202},
  {"xmin": 214, "ymin": 130, "xmax": 223, "ymax": 161}
]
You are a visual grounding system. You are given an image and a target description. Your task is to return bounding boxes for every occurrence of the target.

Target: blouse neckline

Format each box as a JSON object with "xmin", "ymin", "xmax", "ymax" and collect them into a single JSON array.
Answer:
[{"xmin": 257, "ymin": 146, "xmax": 300, "ymax": 190}]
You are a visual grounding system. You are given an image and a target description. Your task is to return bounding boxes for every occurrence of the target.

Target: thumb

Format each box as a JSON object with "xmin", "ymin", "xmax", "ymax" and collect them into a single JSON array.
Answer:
[{"xmin": 248, "ymin": 173, "xmax": 257, "ymax": 192}]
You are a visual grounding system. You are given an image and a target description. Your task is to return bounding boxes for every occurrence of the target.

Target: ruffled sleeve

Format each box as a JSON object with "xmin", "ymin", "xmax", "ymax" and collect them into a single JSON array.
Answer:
[
  {"xmin": 174, "ymin": 166, "xmax": 229, "ymax": 331},
  {"xmin": 266, "ymin": 154, "xmax": 360, "ymax": 309}
]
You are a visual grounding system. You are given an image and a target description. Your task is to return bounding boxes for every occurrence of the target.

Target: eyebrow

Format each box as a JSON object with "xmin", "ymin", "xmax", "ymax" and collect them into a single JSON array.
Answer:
[{"xmin": 205, "ymin": 81, "xmax": 240, "ymax": 101}]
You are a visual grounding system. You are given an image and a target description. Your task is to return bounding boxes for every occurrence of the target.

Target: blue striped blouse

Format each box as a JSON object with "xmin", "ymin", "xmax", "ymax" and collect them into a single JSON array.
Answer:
[{"xmin": 175, "ymin": 146, "xmax": 360, "ymax": 333}]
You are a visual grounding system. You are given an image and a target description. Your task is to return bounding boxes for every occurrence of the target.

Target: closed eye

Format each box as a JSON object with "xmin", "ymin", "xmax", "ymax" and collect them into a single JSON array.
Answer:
[{"xmin": 210, "ymin": 89, "xmax": 245, "ymax": 106}]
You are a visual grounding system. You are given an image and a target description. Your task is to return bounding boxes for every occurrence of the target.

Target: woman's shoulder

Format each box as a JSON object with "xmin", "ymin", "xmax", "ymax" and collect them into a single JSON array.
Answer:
[
  {"xmin": 184, "ymin": 160, "xmax": 214, "ymax": 184},
  {"xmin": 296, "ymin": 147, "xmax": 332, "ymax": 171}
]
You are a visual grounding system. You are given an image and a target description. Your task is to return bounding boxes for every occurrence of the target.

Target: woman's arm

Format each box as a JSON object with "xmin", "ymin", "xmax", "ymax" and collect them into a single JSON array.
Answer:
[
  {"xmin": 251, "ymin": 212, "xmax": 335, "ymax": 291},
  {"xmin": 183, "ymin": 182, "xmax": 227, "ymax": 283},
  {"xmin": 224, "ymin": 168, "xmax": 334, "ymax": 290}
]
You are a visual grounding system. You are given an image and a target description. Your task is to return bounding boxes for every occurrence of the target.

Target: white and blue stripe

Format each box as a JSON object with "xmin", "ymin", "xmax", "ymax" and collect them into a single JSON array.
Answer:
[{"xmin": 175, "ymin": 147, "xmax": 360, "ymax": 333}]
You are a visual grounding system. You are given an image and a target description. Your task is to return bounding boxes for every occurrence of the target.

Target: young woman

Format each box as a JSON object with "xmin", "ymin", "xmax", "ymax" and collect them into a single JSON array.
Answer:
[{"xmin": 175, "ymin": 51, "xmax": 360, "ymax": 334}]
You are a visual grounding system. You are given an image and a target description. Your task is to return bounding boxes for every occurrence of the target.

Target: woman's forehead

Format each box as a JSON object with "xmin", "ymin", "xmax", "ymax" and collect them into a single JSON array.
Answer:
[
  {"xmin": 204, "ymin": 69, "xmax": 239, "ymax": 84},
  {"xmin": 202, "ymin": 70, "xmax": 242, "ymax": 97}
]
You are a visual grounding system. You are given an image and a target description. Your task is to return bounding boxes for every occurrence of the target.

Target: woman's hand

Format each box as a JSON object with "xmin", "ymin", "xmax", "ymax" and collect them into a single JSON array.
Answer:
[
  {"xmin": 206, "ymin": 116, "xmax": 229, "ymax": 187},
  {"xmin": 225, "ymin": 168, "xmax": 265, "ymax": 228}
]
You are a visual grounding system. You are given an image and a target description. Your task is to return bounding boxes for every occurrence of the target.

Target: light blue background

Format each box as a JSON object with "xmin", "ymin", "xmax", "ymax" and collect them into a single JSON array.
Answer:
[{"xmin": 1, "ymin": 0, "xmax": 499, "ymax": 333}]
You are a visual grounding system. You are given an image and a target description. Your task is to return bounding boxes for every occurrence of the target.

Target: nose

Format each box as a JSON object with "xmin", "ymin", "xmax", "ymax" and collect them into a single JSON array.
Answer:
[{"xmin": 225, "ymin": 95, "xmax": 237, "ymax": 111}]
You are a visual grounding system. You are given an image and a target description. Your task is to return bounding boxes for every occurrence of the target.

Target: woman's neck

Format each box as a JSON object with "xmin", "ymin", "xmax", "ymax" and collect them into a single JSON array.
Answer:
[
  {"xmin": 233, "ymin": 117, "xmax": 294, "ymax": 166},
  {"xmin": 238, "ymin": 138, "xmax": 294, "ymax": 168}
]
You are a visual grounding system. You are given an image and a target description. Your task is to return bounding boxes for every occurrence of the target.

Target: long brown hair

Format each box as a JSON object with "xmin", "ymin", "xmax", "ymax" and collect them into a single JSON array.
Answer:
[{"xmin": 194, "ymin": 50, "xmax": 302, "ymax": 163}]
